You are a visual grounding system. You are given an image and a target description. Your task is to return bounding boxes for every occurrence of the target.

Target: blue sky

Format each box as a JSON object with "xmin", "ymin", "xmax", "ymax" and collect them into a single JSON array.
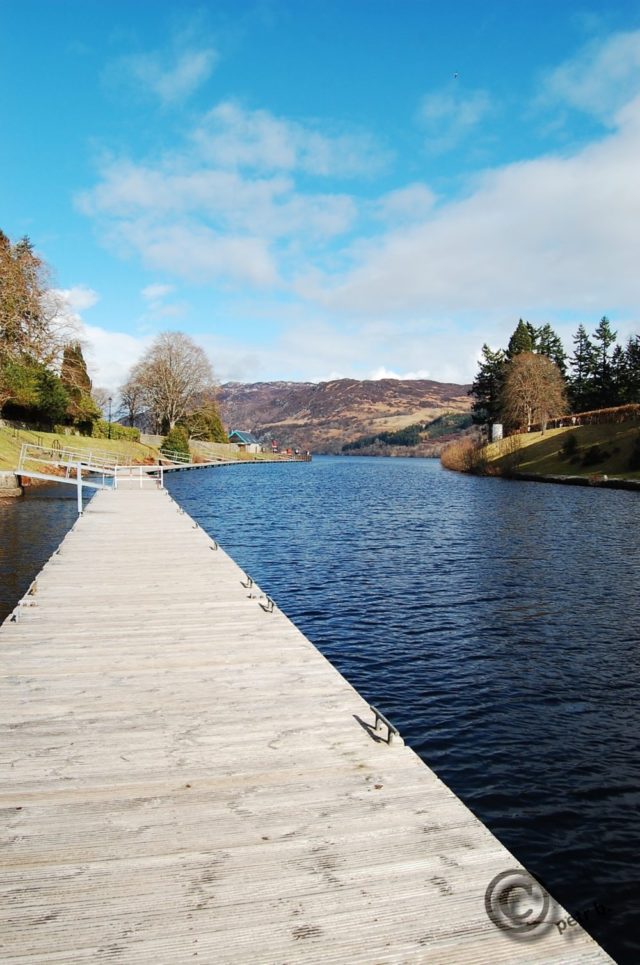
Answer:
[{"xmin": 2, "ymin": 0, "xmax": 640, "ymax": 390}]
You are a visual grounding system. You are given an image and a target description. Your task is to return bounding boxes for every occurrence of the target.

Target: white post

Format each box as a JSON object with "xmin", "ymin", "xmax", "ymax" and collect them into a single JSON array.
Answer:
[
  {"xmin": 114, "ymin": 468, "xmax": 118, "ymax": 491},
  {"xmin": 160, "ymin": 465, "xmax": 164, "ymax": 489},
  {"xmin": 76, "ymin": 463, "xmax": 83, "ymax": 515},
  {"xmin": 139, "ymin": 465, "xmax": 143, "ymax": 489}
]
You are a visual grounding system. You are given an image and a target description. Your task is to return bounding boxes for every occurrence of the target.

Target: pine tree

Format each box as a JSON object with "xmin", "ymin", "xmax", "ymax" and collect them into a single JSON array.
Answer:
[
  {"xmin": 507, "ymin": 319, "xmax": 534, "ymax": 358},
  {"xmin": 60, "ymin": 342, "xmax": 101, "ymax": 428},
  {"xmin": 619, "ymin": 335, "xmax": 640, "ymax": 403},
  {"xmin": 470, "ymin": 344, "xmax": 506, "ymax": 427},
  {"xmin": 534, "ymin": 323, "xmax": 567, "ymax": 375},
  {"xmin": 591, "ymin": 316, "xmax": 618, "ymax": 408},
  {"xmin": 568, "ymin": 324, "xmax": 596, "ymax": 411}
]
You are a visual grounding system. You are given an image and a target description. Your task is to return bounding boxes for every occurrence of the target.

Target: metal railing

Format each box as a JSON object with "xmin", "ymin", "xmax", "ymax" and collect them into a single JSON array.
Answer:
[
  {"xmin": 17, "ymin": 443, "xmax": 165, "ymax": 513},
  {"xmin": 159, "ymin": 448, "xmax": 191, "ymax": 464}
]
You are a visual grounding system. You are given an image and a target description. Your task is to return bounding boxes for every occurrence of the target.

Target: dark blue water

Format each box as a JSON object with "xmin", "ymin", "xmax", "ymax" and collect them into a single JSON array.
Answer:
[
  {"xmin": 165, "ymin": 456, "xmax": 640, "ymax": 963},
  {"xmin": 0, "ymin": 483, "xmax": 93, "ymax": 624}
]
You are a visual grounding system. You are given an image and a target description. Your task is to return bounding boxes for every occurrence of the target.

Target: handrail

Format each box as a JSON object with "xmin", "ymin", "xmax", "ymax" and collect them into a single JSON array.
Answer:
[
  {"xmin": 19, "ymin": 442, "xmax": 120, "ymax": 472},
  {"xmin": 17, "ymin": 448, "xmax": 166, "ymax": 512},
  {"xmin": 159, "ymin": 448, "xmax": 191, "ymax": 464}
]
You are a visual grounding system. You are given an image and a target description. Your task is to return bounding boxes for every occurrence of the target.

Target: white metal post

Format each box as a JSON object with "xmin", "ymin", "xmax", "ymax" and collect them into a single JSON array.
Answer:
[
  {"xmin": 76, "ymin": 464, "xmax": 83, "ymax": 515},
  {"xmin": 160, "ymin": 465, "xmax": 164, "ymax": 489},
  {"xmin": 139, "ymin": 465, "xmax": 143, "ymax": 489}
]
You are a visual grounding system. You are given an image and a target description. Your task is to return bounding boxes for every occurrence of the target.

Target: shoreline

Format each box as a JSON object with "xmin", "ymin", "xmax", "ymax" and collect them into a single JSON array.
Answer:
[{"xmin": 508, "ymin": 470, "xmax": 640, "ymax": 491}]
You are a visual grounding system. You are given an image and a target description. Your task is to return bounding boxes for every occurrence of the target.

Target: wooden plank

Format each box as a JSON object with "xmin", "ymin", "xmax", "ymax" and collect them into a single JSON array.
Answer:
[{"xmin": 0, "ymin": 488, "xmax": 612, "ymax": 963}]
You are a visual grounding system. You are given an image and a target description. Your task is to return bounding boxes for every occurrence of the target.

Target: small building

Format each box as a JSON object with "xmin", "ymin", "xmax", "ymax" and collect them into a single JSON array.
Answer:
[{"xmin": 228, "ymin": 430, "xmax": 262, "ymax": 454}]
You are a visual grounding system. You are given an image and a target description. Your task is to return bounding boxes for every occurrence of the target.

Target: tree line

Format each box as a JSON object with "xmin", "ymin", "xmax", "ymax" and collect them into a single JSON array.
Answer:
[
  {"xmin": 1, "ymin": 230, "xmax": 227, "ymax": 447},
  {"xmin": 0, "ymin": 230, "xmax": 102, "ymax": 429},
  {"xmin": 471, "ymin": 317, "xmax": 640, "ymax": 432}
]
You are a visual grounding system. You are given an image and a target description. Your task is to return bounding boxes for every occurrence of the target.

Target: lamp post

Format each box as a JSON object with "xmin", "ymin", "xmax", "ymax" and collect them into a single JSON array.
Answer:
[{"xmin": 108, "ymin": 396, "xmax": 112, "ymax": 439}]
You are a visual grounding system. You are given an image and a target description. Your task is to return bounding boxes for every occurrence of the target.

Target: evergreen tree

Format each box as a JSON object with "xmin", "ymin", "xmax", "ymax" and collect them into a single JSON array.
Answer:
[
  {"xmin": 568, "ymin": 324, "xmax": 596, "ymax": 411},
  {"xmin": 34, "ymin": 368, "xmax": 69, "ymax": 425},
  {"xmin": 160, "ymin": 425, "xmax": 190, "ymax": 460},
  {"xmin": 60, "ymin": 342, "xmax": 101, "ymax": 429},
  {"xmin": 534, "ymin": 323, "xmax": 567, "ymax": 375},
  {"xmin": 182, "ymin": 402, "xmax": 227, "ymax": 442},
  {"xmin": 591, "ymin": 316, "xmax": 618, "ymax": 408},
  {"xmin": 470, "ymin": 344, "xmax": 506, "ymax": 427},
  {"xmin": 619, "ymin": 335, "xmax": 640, "ymax": 403},
  {"xmin": 507, "ymin": 319, "xmax": 534, "ymax": 358},
  {"xmin": 610, "ymin": 344, "xmax": 626, "ymax": 407}
]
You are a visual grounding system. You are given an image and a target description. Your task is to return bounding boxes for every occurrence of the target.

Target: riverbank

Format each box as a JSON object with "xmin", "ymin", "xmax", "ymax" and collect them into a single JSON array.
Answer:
[
  {"xmin": 0, "ymin": 425, "xmax": 160, "ymax": 474},
  {"xmin": 0, "ymin": 426, "xmax": 310, "ymax": 497},
  {"xmin": 443, "ymin": 422, "xmax": 640, "ymax": 488}
]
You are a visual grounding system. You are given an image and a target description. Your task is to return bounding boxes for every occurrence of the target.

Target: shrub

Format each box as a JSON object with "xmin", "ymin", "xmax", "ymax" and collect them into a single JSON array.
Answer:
[
  {"xmin": 627, "ymin": 436, "xmax": 640, "ymax": 471},
  {"xmin": 582, "ymin": 444, "xmax": 611, "ymax": 467},
  {"xmin": 1, "ymin": 358, "xmax": 69, "ymax": 426},
  {"xmin": 441, "ymin": 436, "xmax": 487, "ymax": 473},
  {"xmin": 180, "ymin": 405, "xmax": 227, "ymax": 443},
  {"xmin": 91, "ymin": 420, "xmax": 140, "ymax": 441},
  {"xmin": 561, "ymin": 433, "xmax": 578, "ymax": 458},
  {"xmin": 161, "ymin": 425, "xmax": 190, "ymax": 460}
]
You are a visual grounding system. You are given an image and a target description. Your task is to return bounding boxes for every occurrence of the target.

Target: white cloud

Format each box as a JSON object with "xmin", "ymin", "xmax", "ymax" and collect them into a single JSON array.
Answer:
[
  {"xmin": 367, "ymin": 366, "xmax": 433, "ymax": 380},
  {"xmin": 117, "ymin": 221, "xmax": 278, "ymax": 287},
  {"xmin": 373, "ymin": 183, "xmax": 436, "ymax": 224},
  {"xmin": 304, "ymin": 94, "xmax": 640, "ymax": 319},
  {"xmin": 141, "ymin": 283, "xmax": 175, "ymax": 302},
  {"xmin": 191, "ymin": 101, "xmax": 387, "ymax": 177},
  {"xmin": 80, "ymin": 324, "xmax": 151, "ymax": 391},
  {"xmin": 419, "ymin": 85, "xmax": 491, "ymax": 153},
  {"xmin": 80, "ymin": 160, "xmax": 356, "ymax": 242},
  {"xmin": 57, "ymin": 286, "xmax": 100, "ymax": 312},
  {"xmin": 540, "ymin": 29, "xmax": 640, "ymax": 121},
  {"xmin": 113, "ymin": 46, "xmax": 217, "ymax": 105}
]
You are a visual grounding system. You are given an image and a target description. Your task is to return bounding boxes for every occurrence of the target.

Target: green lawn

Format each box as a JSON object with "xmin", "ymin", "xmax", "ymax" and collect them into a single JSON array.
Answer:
[
  {"xmin": 485, "ymin": 422, "xmax": 640, "ymax": 479},
  {"xmin": 0, "ymin": 425, "xmax": 160, "ymax": 471}
]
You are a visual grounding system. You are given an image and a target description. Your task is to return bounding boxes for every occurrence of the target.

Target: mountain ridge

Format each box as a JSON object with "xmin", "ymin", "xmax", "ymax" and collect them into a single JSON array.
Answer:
[{"xmin": 218, "ymin": 377, "xmax": 472, "ymax": 452}]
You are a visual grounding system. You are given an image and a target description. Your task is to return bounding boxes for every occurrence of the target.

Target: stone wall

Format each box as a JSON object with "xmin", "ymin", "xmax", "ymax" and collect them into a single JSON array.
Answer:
[{"xmin": 0, "ymin": 472, "xmax": 23, "ymax": 497}]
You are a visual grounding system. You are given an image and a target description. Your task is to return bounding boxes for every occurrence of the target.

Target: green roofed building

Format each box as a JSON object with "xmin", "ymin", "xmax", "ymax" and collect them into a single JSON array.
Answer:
[{"xmin": 228, "ymin": 430, "xmax": 262, "ymax": 454}]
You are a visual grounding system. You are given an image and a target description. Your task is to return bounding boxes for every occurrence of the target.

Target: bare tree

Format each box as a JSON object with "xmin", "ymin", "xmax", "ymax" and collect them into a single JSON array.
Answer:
[
  {"xmin": 91, "ymin": 387, "xmax": 113, "ymax": 418},
  {"xmin": 119, "ymin": 365, "xmax": 147, "ymax": 426},
  {"xmin": 0, "ymin": 233, "xmax": 77, "ymax": 367},
  {"xmin": 132, "ymin": 332, "xmax": 214, "ymax": 432},
  {"xmin": 500, "ymin": 352, "xmax": 568, "ymax": 431}
]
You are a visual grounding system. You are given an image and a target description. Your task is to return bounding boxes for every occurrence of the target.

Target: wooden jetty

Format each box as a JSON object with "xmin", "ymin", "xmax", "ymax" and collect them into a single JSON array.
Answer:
[{"xmin": 0, "ymin": 487, "xmax": 612, "ymax": 963}]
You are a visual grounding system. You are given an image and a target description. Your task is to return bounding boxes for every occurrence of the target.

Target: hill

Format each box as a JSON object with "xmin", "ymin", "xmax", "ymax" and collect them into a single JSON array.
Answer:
[
  {"xmin": 484, "ymin": 422, "xmax": 640, "ymax": 480},
  {"xmin": 218, "ymin": 378, "xmax": 471, "ymax": 452}
]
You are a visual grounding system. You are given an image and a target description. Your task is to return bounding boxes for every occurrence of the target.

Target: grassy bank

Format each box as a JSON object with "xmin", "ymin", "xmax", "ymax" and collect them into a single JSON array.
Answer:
[
  {"xmin": 0, "ymin": 425, "xmax": 161, "ymax": 472},
  {"xmin": 484, "ymin": 422, "xmax": 640, "ymax": 480}
]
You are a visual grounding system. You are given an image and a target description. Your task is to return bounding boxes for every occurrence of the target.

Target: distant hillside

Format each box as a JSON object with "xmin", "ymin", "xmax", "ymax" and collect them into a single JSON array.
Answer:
[{"xmin": 218, "ymin": 378, "xmax": 472, "ymax": 452}]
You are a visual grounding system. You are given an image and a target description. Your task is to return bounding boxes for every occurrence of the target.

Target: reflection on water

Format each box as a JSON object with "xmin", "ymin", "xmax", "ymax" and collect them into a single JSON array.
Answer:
[
  {"xmin": 167, "ymin": 456, "xmax": 640, "ymax": 964},
  {"xmin": 0, "ymin": 483, "xmax": 92, "ymax": 624}
]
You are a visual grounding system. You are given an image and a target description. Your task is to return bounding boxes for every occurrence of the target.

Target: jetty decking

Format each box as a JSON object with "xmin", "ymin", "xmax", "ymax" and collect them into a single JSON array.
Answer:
[{"xmin": 0, "ymin": 488, "xmax": 611, "ymax": 963}]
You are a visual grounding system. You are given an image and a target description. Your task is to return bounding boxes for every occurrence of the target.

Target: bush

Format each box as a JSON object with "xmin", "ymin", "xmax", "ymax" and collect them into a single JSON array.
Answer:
[
  {"xmin": 628, "ymin": 436, "xmax": 640, "ymax": 471},
  {"xmin": 180, "ymin": 405, "xmax": 227, "ymax": 443},
  {"xmin": 561, "ymin": 432, "xmax": 578, "ymax": 458},
  {"xmin": 441, "ymin": 436, "xmax": 487, "ymax": 473},
  {"xmin": 582, "ymin": 444, "xmax": 611, "ymax": 467},
  {"xmin": 161, "ymin": 425, "xmax": 190, "ymax": 459},
  {"xmin": 0, "ymin": 358, "xmax": 69, "ymax": 426},
  {"xmin": 91, "ymin": 420, "xmax": 140, "ymax": 441}
]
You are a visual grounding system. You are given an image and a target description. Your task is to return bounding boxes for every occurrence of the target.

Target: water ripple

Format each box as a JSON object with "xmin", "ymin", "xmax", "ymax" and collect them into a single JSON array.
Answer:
[{"xmin": 167, "ymin": 456, "xmax": 639, "ymax": 963}]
